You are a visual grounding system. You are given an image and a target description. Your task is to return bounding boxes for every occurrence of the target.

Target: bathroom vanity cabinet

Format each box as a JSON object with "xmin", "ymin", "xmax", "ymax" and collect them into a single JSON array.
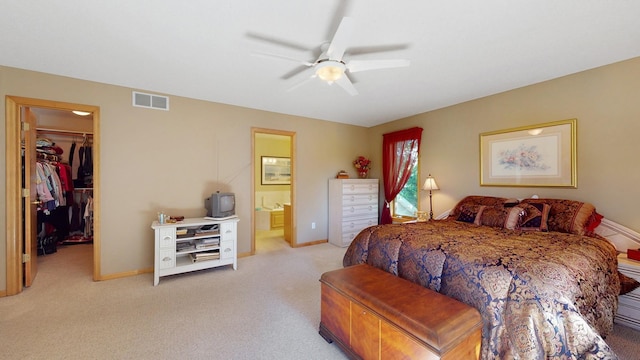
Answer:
[
  {"xmin": 284, "ymin": 204, "xmax": 292, "ymax": 243},
  {"xmin": 270, "ymin": 210, "xmax": 284, "ymax": 229}
]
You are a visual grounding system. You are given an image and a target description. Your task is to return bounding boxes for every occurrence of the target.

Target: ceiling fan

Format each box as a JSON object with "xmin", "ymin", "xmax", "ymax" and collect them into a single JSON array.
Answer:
[{"xmin": 251, "ymin": 17, "xmax": 410, "ymax": 96}]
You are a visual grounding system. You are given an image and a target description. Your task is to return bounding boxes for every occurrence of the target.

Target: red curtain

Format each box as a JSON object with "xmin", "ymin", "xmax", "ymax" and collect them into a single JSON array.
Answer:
[{"xmin": 380, "ymin": 127, "xmax": 423, "ymax": 224}]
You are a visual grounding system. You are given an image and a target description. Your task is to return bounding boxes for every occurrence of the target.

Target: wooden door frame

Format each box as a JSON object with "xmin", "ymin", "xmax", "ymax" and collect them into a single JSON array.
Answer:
[
  {"xmin": 251, "ymin": 128, "xmax": 296, "ymax": 254},
  {"xmin": 23, "ymin": 107, "xmax": 39, "ymax": 287},
  {"xmin": 4, "ymin": 96, "xmax": 101, "ymax": 296}
]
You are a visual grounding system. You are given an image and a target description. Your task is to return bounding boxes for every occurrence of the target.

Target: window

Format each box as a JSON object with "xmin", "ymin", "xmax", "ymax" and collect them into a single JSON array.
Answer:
[
  {"xmin": 380, "ymin": 127, "xmax": 422, "ymax": 224},
  {"xmin": 393, "ymin": 154, "xmax": 418, "ymax": 218}
]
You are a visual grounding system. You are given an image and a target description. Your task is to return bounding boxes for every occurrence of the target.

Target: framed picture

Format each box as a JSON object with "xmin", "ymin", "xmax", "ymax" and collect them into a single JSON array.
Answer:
[
  {"xmin": 480, "ymin": 119, "xmax": 577, "ymax": 187},
  {"xmin": 261, "ymin": 156, "xmax": 291, "ymax": 185}
]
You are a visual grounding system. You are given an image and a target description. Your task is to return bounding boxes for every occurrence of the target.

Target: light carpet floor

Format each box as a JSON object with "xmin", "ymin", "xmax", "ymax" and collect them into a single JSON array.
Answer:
[{"xmin": 1, "ymin": 233, "xmax": 638, "ymax": 359}]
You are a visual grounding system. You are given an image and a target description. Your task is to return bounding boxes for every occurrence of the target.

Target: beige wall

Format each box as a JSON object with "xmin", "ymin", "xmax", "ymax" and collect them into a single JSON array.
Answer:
[
  {"xmin": 370, "ymin": 57, "xmax": 640, "ymax": 232},
  {"xmin": 0, "ymin": 66, "xmax": 371, "ymax": 291},
  {"xmin": 3, "ymin": 57, "xmax": 639, "ymax": 293}
]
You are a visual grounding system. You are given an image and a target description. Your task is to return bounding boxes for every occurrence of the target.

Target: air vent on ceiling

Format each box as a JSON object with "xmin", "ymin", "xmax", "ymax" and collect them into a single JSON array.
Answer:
[{"xmin": 132, "ymin": 91, "xmax": 169, "ymax": 111}]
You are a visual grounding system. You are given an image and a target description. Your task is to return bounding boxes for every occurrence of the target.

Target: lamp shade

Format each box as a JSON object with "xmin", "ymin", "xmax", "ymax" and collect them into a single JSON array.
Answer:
[{"xmin": 423, "ymin": 174, "xmax": 439, "ymax": 191}]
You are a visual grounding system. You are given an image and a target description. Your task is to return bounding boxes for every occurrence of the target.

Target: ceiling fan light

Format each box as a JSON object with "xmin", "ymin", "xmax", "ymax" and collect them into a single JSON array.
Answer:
[{"xmin": 316, "ymin": 61, "xmax": 345, "ymax": 82}]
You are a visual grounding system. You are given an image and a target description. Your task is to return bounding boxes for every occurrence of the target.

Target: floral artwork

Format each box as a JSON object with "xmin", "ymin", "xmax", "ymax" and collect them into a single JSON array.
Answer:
[
  {"xmin": 353, "ymin": 156, "xmax": 371, "ymax": 178},
  {"xmin": 498, "ymin": 144, "xmax": 549, "ymax": 171},
  {"xmin": 480, "ymin": 119, "xmax": 576, "ymax": 187}
]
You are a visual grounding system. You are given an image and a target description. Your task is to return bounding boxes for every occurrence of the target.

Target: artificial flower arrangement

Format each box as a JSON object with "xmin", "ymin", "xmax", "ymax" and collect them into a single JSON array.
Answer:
[{"xmin": 353, "ymin": 156, "xmax": 371, "ymax": 178}]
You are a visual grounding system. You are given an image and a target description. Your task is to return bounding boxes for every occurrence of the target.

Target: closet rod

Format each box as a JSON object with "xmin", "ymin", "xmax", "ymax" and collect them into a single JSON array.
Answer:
[{"xmin": 36, "ymin": 127, "xmax": 93, "ymax": 137}]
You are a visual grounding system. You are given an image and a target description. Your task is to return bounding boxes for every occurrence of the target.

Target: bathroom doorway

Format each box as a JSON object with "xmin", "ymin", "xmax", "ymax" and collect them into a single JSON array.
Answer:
[{"xmin": 251, "ymin": 128, "xmax": 295, "ymax": 254}]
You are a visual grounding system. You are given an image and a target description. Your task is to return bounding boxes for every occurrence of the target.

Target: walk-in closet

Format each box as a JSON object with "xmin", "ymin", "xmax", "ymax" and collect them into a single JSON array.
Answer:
[{"xmin": 32, "ymin": 108, "xmax": 94, "ymax": 258}]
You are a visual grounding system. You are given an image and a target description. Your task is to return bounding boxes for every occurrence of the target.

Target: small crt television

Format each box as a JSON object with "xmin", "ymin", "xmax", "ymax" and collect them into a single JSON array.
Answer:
[{"xmin": 205, "ymin": 192, "xmax": 235, "ymax": 218}]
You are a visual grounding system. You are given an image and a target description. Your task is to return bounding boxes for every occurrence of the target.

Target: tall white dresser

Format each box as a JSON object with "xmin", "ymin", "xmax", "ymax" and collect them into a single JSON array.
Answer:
[{"xmin": 328, "ymin": 179, "xmax": 379, "ymax": 247}]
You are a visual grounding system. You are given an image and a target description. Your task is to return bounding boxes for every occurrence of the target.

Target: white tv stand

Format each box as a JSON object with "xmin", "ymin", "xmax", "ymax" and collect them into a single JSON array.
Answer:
[{"xmin": 151, "ymin": 217, "xmax": 239, "ymax": 286}]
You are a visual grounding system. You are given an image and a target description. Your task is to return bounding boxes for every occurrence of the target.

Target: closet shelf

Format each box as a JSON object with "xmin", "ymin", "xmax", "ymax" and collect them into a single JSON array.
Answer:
[{"xmin": 37, "ymin": 127, "xmax": 93, "ymax": 137}]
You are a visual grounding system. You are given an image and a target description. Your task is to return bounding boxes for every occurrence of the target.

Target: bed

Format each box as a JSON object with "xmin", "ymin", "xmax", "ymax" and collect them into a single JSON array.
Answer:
[{"xmin": 343, "ymin": 195, "xmax": 640, "ymax": 359}]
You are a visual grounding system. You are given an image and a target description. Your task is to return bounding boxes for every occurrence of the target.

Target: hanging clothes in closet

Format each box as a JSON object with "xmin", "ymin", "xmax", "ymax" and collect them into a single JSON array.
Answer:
[
  {"xmin": 73, "ymin": 134, "xmax": 93, "ymax": 188},
  {"xmin": 64, "ymin": 133, "xmax": 94, "ymax": 244},
  {"xmin": 65, "ymin": 188, "xmax": 93, "ymax": 243},
  {"xmin": 35, "ymin": 137, "xmax": 74, "ymax": 254}
]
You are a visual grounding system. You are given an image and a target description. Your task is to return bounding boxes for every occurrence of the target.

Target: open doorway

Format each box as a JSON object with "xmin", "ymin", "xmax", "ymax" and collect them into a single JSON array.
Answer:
[
  {"xmin": 251, "ymin": 128, "xmax": 295, "ymax": 254},
  {"xmin": 4, "ymin": 96, "xmax": 101, "ymax": 296}
]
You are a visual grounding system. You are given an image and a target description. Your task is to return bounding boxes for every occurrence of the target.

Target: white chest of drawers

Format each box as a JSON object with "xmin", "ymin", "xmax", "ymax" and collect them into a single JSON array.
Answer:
[
  {"xmin": 616, "ymin": 253, "xmax": 640, "ymax": 331},
  {"xmin": 328, "ymin": 179, "xmax": 379, "ymax": 247}
]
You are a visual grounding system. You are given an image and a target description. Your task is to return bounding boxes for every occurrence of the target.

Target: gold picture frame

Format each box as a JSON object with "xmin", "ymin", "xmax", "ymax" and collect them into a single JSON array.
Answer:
[
  {"xmin": 261, "ymin": 156, "xmax": 291, "ymax": 185},
  {"xmin": 480, "ymin": 119, "xmax": 577, "ymax": 187}
]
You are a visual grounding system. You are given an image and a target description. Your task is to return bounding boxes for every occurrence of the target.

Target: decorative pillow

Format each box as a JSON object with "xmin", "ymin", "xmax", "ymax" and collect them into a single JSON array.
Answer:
[
  {"xmin": 456, "ymin": 204, "xmax": 485, "ymax": 223},
  {"xmin": 585, "ymin": 211, "xmax": 604, "ymax": 233},
  {"xmin": 620, "ymin": 272, "xmax": 640, "ymax": 295},
  {"xmin": 477, "ymin": 206, "xmax": 524, "ymax": 230},
  {"xmin": 449, "ymin": 195, "xmax": 510, "ymax": 219},
  {"xmin": 520, "ymin": 198, "xmax": 596, "ymax": 235},
  {"xmin": 520, "ymin": 203, "xmax": 551, "ymax": 231}
]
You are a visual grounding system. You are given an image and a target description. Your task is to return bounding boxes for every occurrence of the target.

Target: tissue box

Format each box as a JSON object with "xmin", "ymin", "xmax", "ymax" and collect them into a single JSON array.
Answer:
[{"xmin": 628, "ymin": 248, "xmax": 640, "ymax": 261}]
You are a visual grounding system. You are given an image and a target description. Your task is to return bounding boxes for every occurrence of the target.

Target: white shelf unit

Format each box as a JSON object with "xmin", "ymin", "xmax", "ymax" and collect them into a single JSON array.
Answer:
[
  {"xmin": 328, "ymin": 179, "xmax": 379, "ymax": 247},
  {"xmin": 151, "ymin": 217, "xmax": 239, "ymax": 286},
  {"xmin": 616, "ymin": 253, "xmax": 640, "ymax": 331}
]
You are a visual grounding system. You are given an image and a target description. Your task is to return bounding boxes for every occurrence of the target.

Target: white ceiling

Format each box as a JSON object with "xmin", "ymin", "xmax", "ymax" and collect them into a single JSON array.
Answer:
[{"xmin": 2, "ymin": 1, "xmax": 639, "ymax": 127}]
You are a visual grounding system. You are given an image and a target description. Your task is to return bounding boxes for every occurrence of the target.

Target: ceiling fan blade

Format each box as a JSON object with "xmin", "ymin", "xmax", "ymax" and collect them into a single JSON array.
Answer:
[
  {"xmin": 334, "ymin": 75, "xmax": 358, "ymax": 96},
  {"xmin": 246, "ymin": 32, "xmax": 312, "ymax": 52},
  {"xmin": 327, "ymin": 17, "xmax": 354, "ymax": 60},
  {"xmin": 346, "ymin": 59, "xmax": 410, "ymax": 73},
  {"xmin": 281, "ymin": 65, "xmax": 313, "ymax": 80},
  {"xmin": 326, "ymin": 0, "xmax": 351, "ymax": 42},
  {"xmin": 346, "ymin": 44, "xmax": 410, "ymax": 56},
  {"xmin": 251, "ymin": 51, "xmax": 314, "ymax": 67},
  {"xmin": 286, "ymin": 70, "xmax": 316, "ymax": 92}
]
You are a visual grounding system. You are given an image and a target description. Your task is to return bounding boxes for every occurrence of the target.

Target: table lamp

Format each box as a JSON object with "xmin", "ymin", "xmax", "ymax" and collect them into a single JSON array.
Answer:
[{"xmin": 423, "ymin": 174, "xmax": 439, "ymax": 220}]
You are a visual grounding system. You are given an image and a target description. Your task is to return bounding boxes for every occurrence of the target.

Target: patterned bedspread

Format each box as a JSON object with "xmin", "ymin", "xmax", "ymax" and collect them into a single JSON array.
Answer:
[{"xmin": 343, "ymin": 219, "xmax": 620, "ymax": 359}]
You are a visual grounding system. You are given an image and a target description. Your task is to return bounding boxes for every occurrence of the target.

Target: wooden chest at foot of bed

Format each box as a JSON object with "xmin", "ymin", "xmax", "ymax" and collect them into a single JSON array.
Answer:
[{"xmin": 319, "ymin": 264, "xmax": 482, "ymax": 360}]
